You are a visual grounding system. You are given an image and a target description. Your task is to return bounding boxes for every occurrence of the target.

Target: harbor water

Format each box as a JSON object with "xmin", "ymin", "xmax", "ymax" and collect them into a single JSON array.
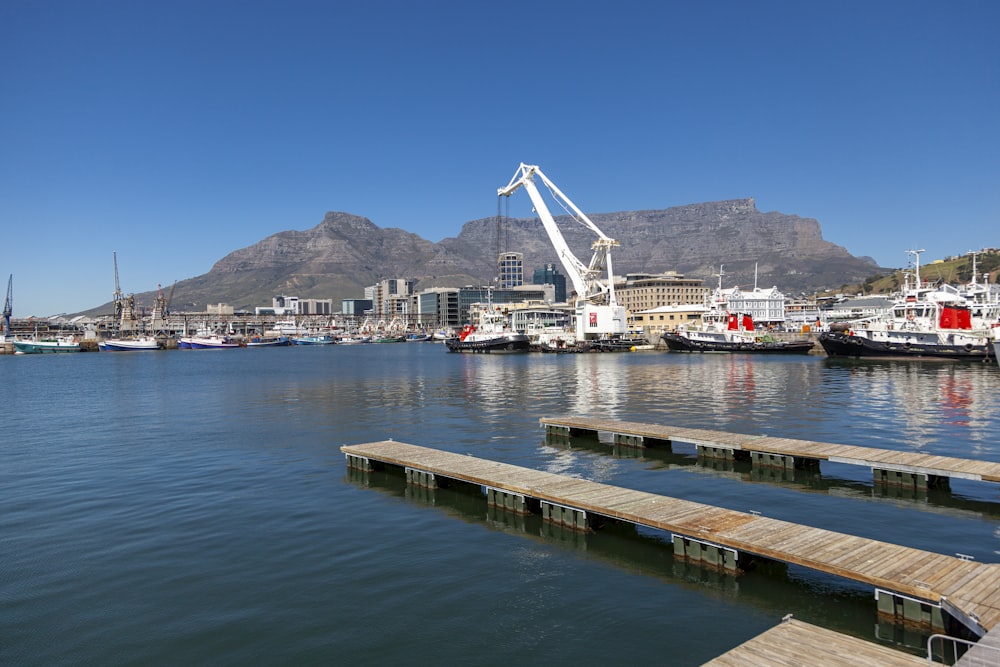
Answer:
[{"xmin": 3, "ymin": 344, "xmax": 999, "ymax": 665}]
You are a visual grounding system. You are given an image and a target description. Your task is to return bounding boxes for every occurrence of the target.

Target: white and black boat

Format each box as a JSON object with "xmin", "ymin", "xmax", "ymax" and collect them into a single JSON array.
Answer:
[
  {"xmin": 818, "ymin": 286, "xmax": 993, "ymax": 361},
  {"xmin": 445, "ymin": 303, "xmax": 529, "ymax": 354},
  {"xmin": 661, "ymin": 312, "xmax": 813, "ymax": 354}
]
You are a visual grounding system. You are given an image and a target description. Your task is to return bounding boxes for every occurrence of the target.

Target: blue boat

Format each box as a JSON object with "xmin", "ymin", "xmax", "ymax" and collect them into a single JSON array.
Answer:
[
  {"xmin": 294, "ymin": 335, "xmax": 335, "ymax": 345},
  {"xmin": 247, "ymin": 336, "xmax": 291, "ymax": 347}
]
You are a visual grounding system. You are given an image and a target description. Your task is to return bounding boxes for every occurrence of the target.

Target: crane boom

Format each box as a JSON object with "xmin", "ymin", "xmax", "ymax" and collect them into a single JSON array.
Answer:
[{"xmin": 498, "ymin": 163, "xmax": 626, "ymax": 340}]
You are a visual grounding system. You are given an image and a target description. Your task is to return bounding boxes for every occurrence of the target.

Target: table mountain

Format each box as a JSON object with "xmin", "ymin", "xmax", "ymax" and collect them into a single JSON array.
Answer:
[{"xmin": 134, "ymin": 199, "xmax": 881, "ymax": 313}]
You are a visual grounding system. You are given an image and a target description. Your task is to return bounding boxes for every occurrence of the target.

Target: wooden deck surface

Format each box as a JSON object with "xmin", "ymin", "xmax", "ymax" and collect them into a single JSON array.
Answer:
[
  {"xmin": 539, "ymin": 416, "xmax": 1000, "ymax": 483},
  {"xmin": 703, "ymin": 617, "xmax": 932, "ymax": 666},
  {"xmin": 341, "ymin": 440, "xmax": 1000, "ymax": 635}
]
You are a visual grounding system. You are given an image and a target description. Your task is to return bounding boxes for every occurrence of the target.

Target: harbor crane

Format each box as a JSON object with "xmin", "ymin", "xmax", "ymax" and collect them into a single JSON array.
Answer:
[
  {"xmin": 3, "ymin": 274, "xmax": 11, "ymax": 338},
  {"xmin": 497, "ymin": 163, "xmax": 627, "ymax": 341}
]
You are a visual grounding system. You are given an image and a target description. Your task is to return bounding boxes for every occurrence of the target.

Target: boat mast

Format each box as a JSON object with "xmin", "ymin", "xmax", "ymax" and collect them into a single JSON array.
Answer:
[{"xmin": 906, "ymin": 248, "xmax": 925, "ymax": 290}]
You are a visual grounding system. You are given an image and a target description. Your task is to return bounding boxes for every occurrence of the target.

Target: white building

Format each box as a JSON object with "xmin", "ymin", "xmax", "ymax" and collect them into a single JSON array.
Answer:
[{"xmin": 710, "ymin": 286, "xmax": 786, "ymax": 325}]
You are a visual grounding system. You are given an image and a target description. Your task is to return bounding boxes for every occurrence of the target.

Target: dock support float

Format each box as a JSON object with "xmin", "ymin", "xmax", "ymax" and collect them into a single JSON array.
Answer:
[
  {"xmin": 697, "ymin": 445, "xmax": 735, "ymax": 461},
  {"xmin": 345, "ymin": 453, "xmax": 373, "ymax": 472},
  {"xmin": 875, "ymin": 588, "xmax": 944, "ymax": 631},
  {"xmin": 541, "ymin": 501, "xmax": 590, "ymax": 531},
  {"xmin": 485, "ymin": 487, "xmax": 529, "ymax": 515},
  {"xmin": 874, "ymin": 469, "xmax": 950, "ymax": 491},
  {"xmin": 405, "ymin": 467, "xmax": 437, "ymax": 489},
  {"xmin": 672, "ymin": 533, "xmax": 740, "ymax": 572}
]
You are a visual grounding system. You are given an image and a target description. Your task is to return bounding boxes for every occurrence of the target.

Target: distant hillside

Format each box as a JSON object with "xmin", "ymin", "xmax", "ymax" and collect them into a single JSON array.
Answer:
[
  {"xmin": 838, "ymin": 251, "xmax": 1000, "ymax": 296},
  {"xmin": 85, "ymin": 199, "xmax": 882, "ymax": 314}
]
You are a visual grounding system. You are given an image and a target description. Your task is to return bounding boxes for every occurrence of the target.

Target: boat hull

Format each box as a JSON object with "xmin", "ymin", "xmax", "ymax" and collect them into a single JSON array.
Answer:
[
  {"xmin": 246, "ymin": 336, "xmax": 291, "ymax": 347},
  {"xmin": 661, "ymin": 332, "xmax": 814, "ymax": 354},
  {"xmin": 818, "ymin": 331, "xmax": 992, "ymax": 360},
  {"xmin": 446, "ymin": 334, "xmax": 530, "ymax": 353},
  {"xmin": 99, "ymin": 338, "xmax": 162, "ymax": 351},
  {"xmin": 178, "ymin": 337, "xmax": 241, "ymax": 349},
  {"xmin": 13, "ymin": 340, "xmax": 81, "ymax": 354},
  {"xmin": 294, "ymin": 335, "xmax": 335, "ymax": 345}
]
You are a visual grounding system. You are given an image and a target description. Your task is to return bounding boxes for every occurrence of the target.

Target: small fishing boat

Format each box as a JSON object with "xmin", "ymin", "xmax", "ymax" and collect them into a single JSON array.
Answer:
[
  {"xmin": 14, "ymin": 337, "xmax": 81, "ymax": 354},
  {"xmin": 246, "ymin": 336, "xmax": 292, "ymax": 347},
  {"xmin": 99, "ymin": 336, "xmax": 162, "ymax": 351},
  {"xmin": 178, "ymin": 335, "xmax": 242, "ymax": 349},
  {"xmin": 336, "ymin": 335, "xmax": 370, "ymax": 345},
  {"xmin": 294, "ymin": 334, "xmax": 336, "ymax": 345},
  {"xmin": 373, "ymin": 334, "xmax": 406, "ymax": 343}
]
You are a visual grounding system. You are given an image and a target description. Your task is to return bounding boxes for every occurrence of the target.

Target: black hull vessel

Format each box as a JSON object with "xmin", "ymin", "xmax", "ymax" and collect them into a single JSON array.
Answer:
[
  {"xmin": 661, "ymin": 332, "xmax": 814, "ymax": 354},
  {"xmin": 446, "ymin": 334, "xmax": 530, "ymax": 354},
  {"xmin": 818, "ymin": 331, "xmax": 993, "ymax": 361}
]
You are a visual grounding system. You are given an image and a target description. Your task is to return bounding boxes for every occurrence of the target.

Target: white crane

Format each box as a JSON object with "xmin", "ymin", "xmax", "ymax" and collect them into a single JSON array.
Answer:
[{"xmin": 498, "ymin": 163, "xmax": 627, "ymax": 340}]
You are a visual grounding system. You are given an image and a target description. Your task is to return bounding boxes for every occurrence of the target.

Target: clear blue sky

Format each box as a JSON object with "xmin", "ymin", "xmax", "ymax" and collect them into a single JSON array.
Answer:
[{"xmin": 2, "ymin": 1, "xmax": 997, "ymax": 316}]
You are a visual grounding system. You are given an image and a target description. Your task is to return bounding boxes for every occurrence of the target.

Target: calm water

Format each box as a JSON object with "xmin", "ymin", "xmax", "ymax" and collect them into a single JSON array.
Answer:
[{"xmin": 3, "ymin": 345, "xmax": 999, "ymax": 666}]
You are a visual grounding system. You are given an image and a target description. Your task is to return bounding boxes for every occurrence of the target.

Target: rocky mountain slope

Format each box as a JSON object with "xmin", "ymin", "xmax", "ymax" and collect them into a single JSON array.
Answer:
[{"xmin": 109, "ymin": 199, "xmax": 881, "ymax": 314}]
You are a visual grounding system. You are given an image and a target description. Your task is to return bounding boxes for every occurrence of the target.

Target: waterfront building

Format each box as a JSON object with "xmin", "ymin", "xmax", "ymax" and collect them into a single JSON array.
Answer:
[
  {"xmin": 413, "ymin": 285, "xmax": 554, "ymax": 328},
  {"xmin": 631, "ymin": 304, "xmax": 707, "ymax": 335},
  {"xmin": 616, "ymin": 272, "xmax": 708, "ymax": 312},
  {"xmin": 710, "ymin": 285, "xmax": 787, "ymax": 326},
  {"xmin": 497, "ymin": 252, "xmax": 523, "ymax": 288},
  {"xmin": 298, "ymin": 298, "xmax": 333, "ymax": 315},
  {"xmin": 532, "ymin": 263, "xmax": 567, "ymax": 303},
  {"xmin": 341, "ymin": 299, "xmax": 373, "ymax": 317},
  {"xmin": 207, "ymin": 303, "xmax": 235, "ymax": 316}
]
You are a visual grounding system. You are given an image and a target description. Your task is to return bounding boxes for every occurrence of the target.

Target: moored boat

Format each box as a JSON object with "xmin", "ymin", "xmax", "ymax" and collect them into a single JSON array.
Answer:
[
  {"xmin": 99, "ymin": 336, "xmax": 162, "ymax": 351},
  {"xmin": 246, "ymin": 335, "xmax": 292, "ymax": 347},
  {"xmin": 373, "ymin": 334, "xmax": 406, "ymax": 343},
  {"xmin": 445, "ymin": 303, "xmax": 530, "ymax": 354},
  {"xmin": 13, "ymin": 337, "xmax": 81, "ymax": 354},
  {"xmin": 662, "ymin": 312, "xmax": 814, "ymax": 354},
  {"xmin": 818, "ymin": 327, "xmax": 991, "ymax": 360},
  {"xmin": 178, "ymin": 335, "xmax": 242, "ymax": 349},
  {"xmin": 294, "ymin": 334, "xmax": 336, "ymax": 345},
  {"xmin": 818, "ymin": 283, "xmax": 993, "ymax": 361}
]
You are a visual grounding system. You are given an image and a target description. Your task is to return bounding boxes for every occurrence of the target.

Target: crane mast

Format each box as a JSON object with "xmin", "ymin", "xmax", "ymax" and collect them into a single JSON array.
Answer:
[
  {"xmin": 498, "ymin": 163, "xmax": 626, "ymax": 340},
  {"xmin": 3, "ymin": 274, "xmax": 11, "ymax": 338}
]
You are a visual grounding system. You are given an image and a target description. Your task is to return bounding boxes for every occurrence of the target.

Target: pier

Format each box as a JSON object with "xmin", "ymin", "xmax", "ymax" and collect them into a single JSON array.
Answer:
[
  {"xmin": 341, "ymin": 439, "xmax": 1000, "ymax": 643},
  {"xmin": 539, "ymin": 416, "xmax": 1000, "ymax": 492}
]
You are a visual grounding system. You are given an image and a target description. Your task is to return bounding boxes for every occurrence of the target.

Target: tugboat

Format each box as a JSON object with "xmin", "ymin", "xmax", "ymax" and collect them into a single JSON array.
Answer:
[
  {"xmin": 445, "ymin": 302, "xmax": 529, "ymax": 354},
  {"xmin": 818, "ymin": 250, "xmax": 994, "ymax": 361},
  {"xmin": 661, "ymin": 312, "xmax": 813, "ymax": 354}
]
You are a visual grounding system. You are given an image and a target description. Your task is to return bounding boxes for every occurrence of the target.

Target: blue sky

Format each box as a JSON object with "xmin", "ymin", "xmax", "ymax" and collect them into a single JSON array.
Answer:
[{"xmin": 2, "ymin": 1, "xmax": 997, "ymax": 316}]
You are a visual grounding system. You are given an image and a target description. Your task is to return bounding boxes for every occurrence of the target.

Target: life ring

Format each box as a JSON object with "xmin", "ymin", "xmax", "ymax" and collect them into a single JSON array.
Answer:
[
  {"xmin": 755, "ymin": 337, "xmax": 762, "ymax": 343},
  {"xmin": 964, "ymin": 343, "xmax": 973, "ymax": 351}
]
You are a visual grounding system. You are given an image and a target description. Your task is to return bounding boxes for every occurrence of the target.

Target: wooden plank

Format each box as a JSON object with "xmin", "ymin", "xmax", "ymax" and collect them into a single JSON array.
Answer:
[{"xmin": 703, "ymin": 618, "xmax": 931, "ymax": 666}]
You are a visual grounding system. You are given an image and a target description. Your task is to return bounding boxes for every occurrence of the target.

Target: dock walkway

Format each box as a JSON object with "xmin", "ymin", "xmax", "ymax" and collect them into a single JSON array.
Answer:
[
  {"xmin": 341, "ymin": 440, "xmax": 1000, "ymax": 638},
  {"xmin": 704, "ymin": 617, "xmax": 931, "ymax": 666},
  {"xmin": 539, "ymin": 416, "xmax": 1000, "ymax": 489}
]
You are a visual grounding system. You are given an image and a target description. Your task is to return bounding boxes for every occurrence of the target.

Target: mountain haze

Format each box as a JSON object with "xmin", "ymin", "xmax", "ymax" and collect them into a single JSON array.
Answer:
[{"xmin": 103, "ymin": 199, "xmax": 880, "ymax": 314}]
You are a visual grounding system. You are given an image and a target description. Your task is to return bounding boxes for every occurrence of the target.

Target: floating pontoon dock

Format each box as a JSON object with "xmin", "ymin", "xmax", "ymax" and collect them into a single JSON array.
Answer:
[
  {"xmin": 341, "ymin": 440, "xmax": 1000, "ymax": 640},
  {"xmin": 539, "ymin": 416, "xmax": 1000, "ymax": 490}
]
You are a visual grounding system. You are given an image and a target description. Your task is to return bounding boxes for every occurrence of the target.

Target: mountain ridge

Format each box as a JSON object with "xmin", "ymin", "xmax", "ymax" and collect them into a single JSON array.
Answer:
[{"xmin": 88, "ymin": 198, "xmax": 881, "ymax": 314}]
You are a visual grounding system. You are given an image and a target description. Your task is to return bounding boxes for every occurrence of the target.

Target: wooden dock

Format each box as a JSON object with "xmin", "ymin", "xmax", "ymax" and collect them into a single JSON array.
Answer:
[
  {"xmin": 341, "ymin": 440, "xmax": 1000, "ymax": 640},
  {"xmin": 704, "ymin": 616, "xmax": 932, "ymax": 666},
  {"xmin": 539, "ymin": 416, "xmax": 1000, "ymax": 490}
]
